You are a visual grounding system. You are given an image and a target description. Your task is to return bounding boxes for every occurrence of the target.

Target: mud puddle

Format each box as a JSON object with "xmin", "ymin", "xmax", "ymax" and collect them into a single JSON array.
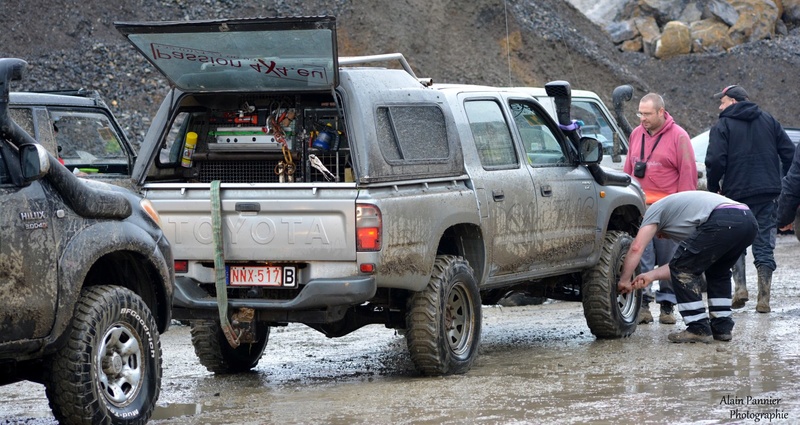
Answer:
[{"xmin": 3, "ymin": 235, "xmax": 800, "ymax": 424}]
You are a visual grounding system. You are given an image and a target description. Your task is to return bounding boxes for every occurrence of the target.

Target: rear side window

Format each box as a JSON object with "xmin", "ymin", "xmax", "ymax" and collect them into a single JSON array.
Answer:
[
  {"xmin": 464, "ymin": 100, "xmax": 518, "ymax": 169},
  {"xmin": 376, "ymin": 105, "xmax": 449, "ymax": 163},
  {"xmin": 50, "ymin": 109, "xmax": 128, "ymax": 167}
]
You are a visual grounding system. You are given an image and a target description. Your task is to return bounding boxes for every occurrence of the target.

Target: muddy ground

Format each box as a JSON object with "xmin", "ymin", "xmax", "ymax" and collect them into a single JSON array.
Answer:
[{"xmin": 2, "ymin": 235, "xmax": 800, "ymax": 424}]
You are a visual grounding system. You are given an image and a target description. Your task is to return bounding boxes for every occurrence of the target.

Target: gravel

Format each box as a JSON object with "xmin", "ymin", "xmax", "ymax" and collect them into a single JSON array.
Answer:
[{"xmin": 2, "ymin": 0, "xmax": 799, "ymax": 144}]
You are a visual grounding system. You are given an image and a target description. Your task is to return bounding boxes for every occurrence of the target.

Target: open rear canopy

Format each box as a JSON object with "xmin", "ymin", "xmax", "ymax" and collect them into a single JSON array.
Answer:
[{"xmin": 115, "ymin": 16, "xmax": 338, "ymax": 93}]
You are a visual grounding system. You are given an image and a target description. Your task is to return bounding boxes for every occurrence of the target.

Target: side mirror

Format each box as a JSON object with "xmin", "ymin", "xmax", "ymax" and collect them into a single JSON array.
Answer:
[
  {"xmin": 579, "ymin": 137, "xmax": 603, "ymax": 164},
  {"xmin": 20, "ymin": 143, "xmax": 50, "ymax": 183}
]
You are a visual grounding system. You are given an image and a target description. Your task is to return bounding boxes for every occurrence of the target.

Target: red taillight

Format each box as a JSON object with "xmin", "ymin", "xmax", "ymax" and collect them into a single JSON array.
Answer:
[
  {"xmin": 356, "ymin": 204, "xmax": 382, "ymax": 252},
  {"xmin": 174, "ymin": 260, "xmax": 188, "ymax": 274},
  {"xmin": 357, "ymin": 228, "xmax": 380, "ymax": 250}
]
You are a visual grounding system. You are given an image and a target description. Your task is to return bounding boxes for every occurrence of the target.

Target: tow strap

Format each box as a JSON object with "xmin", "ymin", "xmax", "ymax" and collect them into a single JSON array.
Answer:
[{"xmin": 210, "ymin": 180, "xmax": 240, "ymax": 348}]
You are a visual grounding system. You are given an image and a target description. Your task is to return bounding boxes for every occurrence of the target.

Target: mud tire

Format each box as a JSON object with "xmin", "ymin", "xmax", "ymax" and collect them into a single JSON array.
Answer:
[
  {"xmin": 190, "ymin": 319, "xmax": 270, "ymax": 374},
  {"xmin": 405, "ymin": 255, "xmax": 481, "ymax": 376},
  {"xmin": 582, "ymin": 230, "xmax": 640, "ymax": 338},
  {"xmin": 44, "ymin": 286, "xmax": 162, "ymax": 425}
]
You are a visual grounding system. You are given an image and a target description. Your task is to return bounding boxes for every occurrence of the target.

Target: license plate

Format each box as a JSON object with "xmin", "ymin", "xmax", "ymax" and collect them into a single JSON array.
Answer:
[{"xmin": 226, "ymin": 266, "xmax": 297, "ymax": 287}]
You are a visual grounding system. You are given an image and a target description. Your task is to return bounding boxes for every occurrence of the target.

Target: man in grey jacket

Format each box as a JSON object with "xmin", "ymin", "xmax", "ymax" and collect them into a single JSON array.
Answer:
[{"xmin": 618, "ymin": 191, "xmax": 757, "ymax": 343}]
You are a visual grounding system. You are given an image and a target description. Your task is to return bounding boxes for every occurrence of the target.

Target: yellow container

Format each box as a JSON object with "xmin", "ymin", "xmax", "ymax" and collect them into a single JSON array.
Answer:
[{"xmin": 181, "ymin": 132, "xmax": 198, "ymax": 168}]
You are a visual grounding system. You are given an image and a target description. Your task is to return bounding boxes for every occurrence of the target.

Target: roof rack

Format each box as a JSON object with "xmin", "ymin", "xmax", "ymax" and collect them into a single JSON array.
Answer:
[
  {"xmin": 339, "ymin": 53, "xmax": 432, "ymax": 86},
  {"xmin": 32, "ymin": 88, "xmax": 99, "ymax": 99}
]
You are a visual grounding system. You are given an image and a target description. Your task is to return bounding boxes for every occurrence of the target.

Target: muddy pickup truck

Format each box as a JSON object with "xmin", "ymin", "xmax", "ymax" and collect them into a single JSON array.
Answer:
[
  {"xmin": 116, "ymin": 16, "xmax": 645, "ymax": 376},
  {"xmin": 0, "ymin": 58, "xmax": 174, "ymax": 424}
]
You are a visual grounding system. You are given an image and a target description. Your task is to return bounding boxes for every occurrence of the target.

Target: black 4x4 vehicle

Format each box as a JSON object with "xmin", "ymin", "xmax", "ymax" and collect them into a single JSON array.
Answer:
[
  {"xmin": 0, "ymin": 58, "xmax": 174, "ymax": 424},
  {"xmin": 6, "ymin": 84, "xmax": 137, "ymax": 190}
]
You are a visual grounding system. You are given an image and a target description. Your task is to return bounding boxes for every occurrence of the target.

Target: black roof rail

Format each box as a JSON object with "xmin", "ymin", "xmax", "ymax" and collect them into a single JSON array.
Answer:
[{"xmin": 30, "ymin": 88, "xmax": 100, "ymax": 99}]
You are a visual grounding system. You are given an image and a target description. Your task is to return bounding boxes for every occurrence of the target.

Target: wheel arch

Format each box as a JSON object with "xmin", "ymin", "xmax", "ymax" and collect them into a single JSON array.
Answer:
[
  {"xmin": 436, "ymin": 223, "xmax": 485, "ymax": 284},
  {"xmin": 56, "ymin": 221, "xmax": 174, "ymax": 340},
  {"xmin": 606, "ymin": 203, "xmax": 643, "ymax": 236}
]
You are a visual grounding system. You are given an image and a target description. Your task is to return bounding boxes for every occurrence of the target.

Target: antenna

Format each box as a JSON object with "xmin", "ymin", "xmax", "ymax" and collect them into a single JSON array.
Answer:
[{"xmin": 504, "ymin": 0, "xmax": 512, "ymax": 86}]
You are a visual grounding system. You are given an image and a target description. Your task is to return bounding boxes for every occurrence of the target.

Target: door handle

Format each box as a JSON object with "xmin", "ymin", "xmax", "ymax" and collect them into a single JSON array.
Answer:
[
  {"xmin": 235, "ymin": 202, "xmax": 261, "ymax": 213},
  {"xmin": 492, "ymin": 189, "xmax": 505, "ymax": 202},
  {"xmin": 540, "ymin": 185, "xmax": 552, "ymax": 197}
]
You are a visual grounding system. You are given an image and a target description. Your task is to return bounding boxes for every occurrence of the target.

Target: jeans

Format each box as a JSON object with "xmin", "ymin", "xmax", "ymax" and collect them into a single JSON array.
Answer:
[
  {"xmin": 670, "ymin": 208, "xmax": 758, "ymax": 335},
  {"xmin": 743, "ymin": 199, "xmax": 777, "ymax": 271},
  {"xmin": 639, "ymin": 237, "xmax": 678, "ymax": 306}
]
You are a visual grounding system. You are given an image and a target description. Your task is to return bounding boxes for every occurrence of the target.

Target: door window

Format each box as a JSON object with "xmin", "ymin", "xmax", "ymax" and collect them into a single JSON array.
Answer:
[
  {"xmin": 509, "ymin": 100, "xmax": 568, "ymax": 166},
  {"xmin": 572, "ymin": 100, "xmax": 626, "ymax": 155}
]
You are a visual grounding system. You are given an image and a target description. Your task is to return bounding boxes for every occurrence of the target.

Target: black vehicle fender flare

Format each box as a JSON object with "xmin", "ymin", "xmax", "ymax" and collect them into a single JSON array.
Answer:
[{"xmin": 52, "ymin": 220, "xmax": 173, "ymax": 344}]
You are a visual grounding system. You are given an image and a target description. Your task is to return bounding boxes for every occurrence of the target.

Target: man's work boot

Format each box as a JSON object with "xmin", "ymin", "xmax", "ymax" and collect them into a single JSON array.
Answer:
[
  {"xmin": 659, "ymin": 303, "xmax": 676, "ymax": 324},
  {"xmin": 668, "ymin": 329, "xmax": 712, "ymax": 344},
  {"xmin": 731, "ymin": 254, "xmax": 748, "ymax": 309},
  {"xmin": 756, "ymin": 266, "xmax": 772, "ymax": 313},
  {"xmin": 638, "ymin": 303, "xmax": 653, "ymax": 324}
]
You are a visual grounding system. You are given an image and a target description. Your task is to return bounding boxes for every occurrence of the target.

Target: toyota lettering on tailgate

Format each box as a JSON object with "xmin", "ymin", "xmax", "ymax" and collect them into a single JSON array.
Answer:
[{"xmin": 165, "ymin": 215, "xmax": 338, "ymax": 245}]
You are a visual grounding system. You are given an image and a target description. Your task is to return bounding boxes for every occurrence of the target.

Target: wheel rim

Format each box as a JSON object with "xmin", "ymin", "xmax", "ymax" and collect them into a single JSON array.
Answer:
[
  {"xmin": 615, "ymin": 247, "xmax": 638, "ymax": 322},
  {"xmin": 445, "ymin": 281, "xmax": 474, "ymax": 357},
  {"xmin": 96, "ymin": 323, "xmax": 144, "ymax": 407},
  {"xmin": 617, "ymin": 290, "xmax": 638, "ymax": 321}
]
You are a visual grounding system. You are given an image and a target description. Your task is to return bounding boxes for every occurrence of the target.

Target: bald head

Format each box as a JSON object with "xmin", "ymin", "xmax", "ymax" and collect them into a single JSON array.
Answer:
[{"xmin": 638, "ymin": 93, "xmax": 667, "ymax": 134}]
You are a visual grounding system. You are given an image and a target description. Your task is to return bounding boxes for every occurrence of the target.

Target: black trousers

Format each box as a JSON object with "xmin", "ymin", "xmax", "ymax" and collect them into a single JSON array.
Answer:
[{"xmin": 668, "ymin": 208, "xmax": 758, "ymax": 335}]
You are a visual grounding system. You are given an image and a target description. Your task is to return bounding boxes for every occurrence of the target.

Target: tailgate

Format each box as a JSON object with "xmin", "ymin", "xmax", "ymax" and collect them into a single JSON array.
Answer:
[{"xmin": 145, "ymin": 183, "xmax": 357, "ymax": 261}]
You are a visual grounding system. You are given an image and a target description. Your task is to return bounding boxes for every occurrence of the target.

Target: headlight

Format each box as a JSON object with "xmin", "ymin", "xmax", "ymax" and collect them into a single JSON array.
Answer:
[{"xmin": 140, "ymin": 199, "xmax": 162, "ymax": 228}]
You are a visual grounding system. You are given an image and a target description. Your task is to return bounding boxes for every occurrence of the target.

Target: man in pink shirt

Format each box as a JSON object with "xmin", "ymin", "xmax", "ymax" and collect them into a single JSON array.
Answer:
[{"xmin": 624, "ymin": 93, "xmax": 697, "ymax": 325}]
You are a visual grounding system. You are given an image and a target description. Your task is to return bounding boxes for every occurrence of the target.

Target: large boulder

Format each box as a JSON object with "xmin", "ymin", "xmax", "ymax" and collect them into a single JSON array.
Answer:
[
  {"xmin": 690, "ymin": 19, "xmax": 736, "ymax": 52},
  {"xmin": 679, "ymin": 2, "xmax": 705, "ymax": 23},
  {"xmin": 706, "ymin": 0, "xmax": 740, "ymax": 26},
  {"xmin": 636, "ymin": 16, "xmax": 662, "ymax": 55},
  {"xmin": 621, "ymin": 36, "xmax": 645, "ymax": 52},
  {"xmin": 655, "ymin": 21, "xmax": 693, "ymax": 58},
  {"xmin": 784, "ymin": 0, "xmax": 800, "ymax": 26},
  {"xmin": 729, "ymin": 0, "xmax": 781, "ymax": 44},
  {"xmin": 639, "ymin": 0, "xmax": 686, "ymax": 26},
  {"xmin": 606, "ymin": 20, "xmax": 639, "ymax": 43}
]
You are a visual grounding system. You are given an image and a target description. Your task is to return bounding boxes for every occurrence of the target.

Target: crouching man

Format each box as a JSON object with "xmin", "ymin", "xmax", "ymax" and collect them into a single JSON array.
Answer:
[{"xmin": 618, "ymin": 191, "xmax": 757, "ymax": 343}]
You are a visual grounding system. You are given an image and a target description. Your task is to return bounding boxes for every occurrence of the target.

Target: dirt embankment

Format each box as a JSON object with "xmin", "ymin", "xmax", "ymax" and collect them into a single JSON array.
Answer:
[{"xmin": 2, "ymin": 0, "xmax": 799, "ymax": 140}]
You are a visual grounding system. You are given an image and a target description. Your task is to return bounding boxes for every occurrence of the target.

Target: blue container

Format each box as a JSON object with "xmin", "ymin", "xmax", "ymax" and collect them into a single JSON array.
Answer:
[{"xmin": 312, "ymin": 130, "xmax": 333, "ymax": 150}]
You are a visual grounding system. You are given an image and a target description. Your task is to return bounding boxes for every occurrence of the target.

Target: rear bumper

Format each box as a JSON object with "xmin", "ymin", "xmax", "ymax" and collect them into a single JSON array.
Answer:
[{"xmin": 171, "ymin": 275, "xmax": 377, "ymax": 313}]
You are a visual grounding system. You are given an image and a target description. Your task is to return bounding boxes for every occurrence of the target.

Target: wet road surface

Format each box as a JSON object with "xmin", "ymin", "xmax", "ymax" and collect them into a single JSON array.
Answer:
[{"xmin": 2, "ymin": 235, "xmax": 800, "ymax": 424}]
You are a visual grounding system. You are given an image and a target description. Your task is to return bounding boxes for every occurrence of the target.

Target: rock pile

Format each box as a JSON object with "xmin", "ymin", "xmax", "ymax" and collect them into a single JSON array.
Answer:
[{"xmin": 606, "ymin": 0, "xmax": 800, "ymax": 58}]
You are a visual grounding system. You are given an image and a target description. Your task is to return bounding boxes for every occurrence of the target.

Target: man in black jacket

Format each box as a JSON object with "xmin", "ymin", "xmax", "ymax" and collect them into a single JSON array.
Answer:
[
  {"xmin": 706, "ymin": 85, "xmax": 796, "ymax": 313},
  {"xmin": 777, "ymin": 144, "xmax": 800, "ymax": 235}
]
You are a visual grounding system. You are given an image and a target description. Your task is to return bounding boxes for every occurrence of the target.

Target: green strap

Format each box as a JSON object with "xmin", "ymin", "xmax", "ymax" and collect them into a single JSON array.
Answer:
[{"xmin": 210, "ymin": 180, "xmax": 240, "ymax": 348}]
